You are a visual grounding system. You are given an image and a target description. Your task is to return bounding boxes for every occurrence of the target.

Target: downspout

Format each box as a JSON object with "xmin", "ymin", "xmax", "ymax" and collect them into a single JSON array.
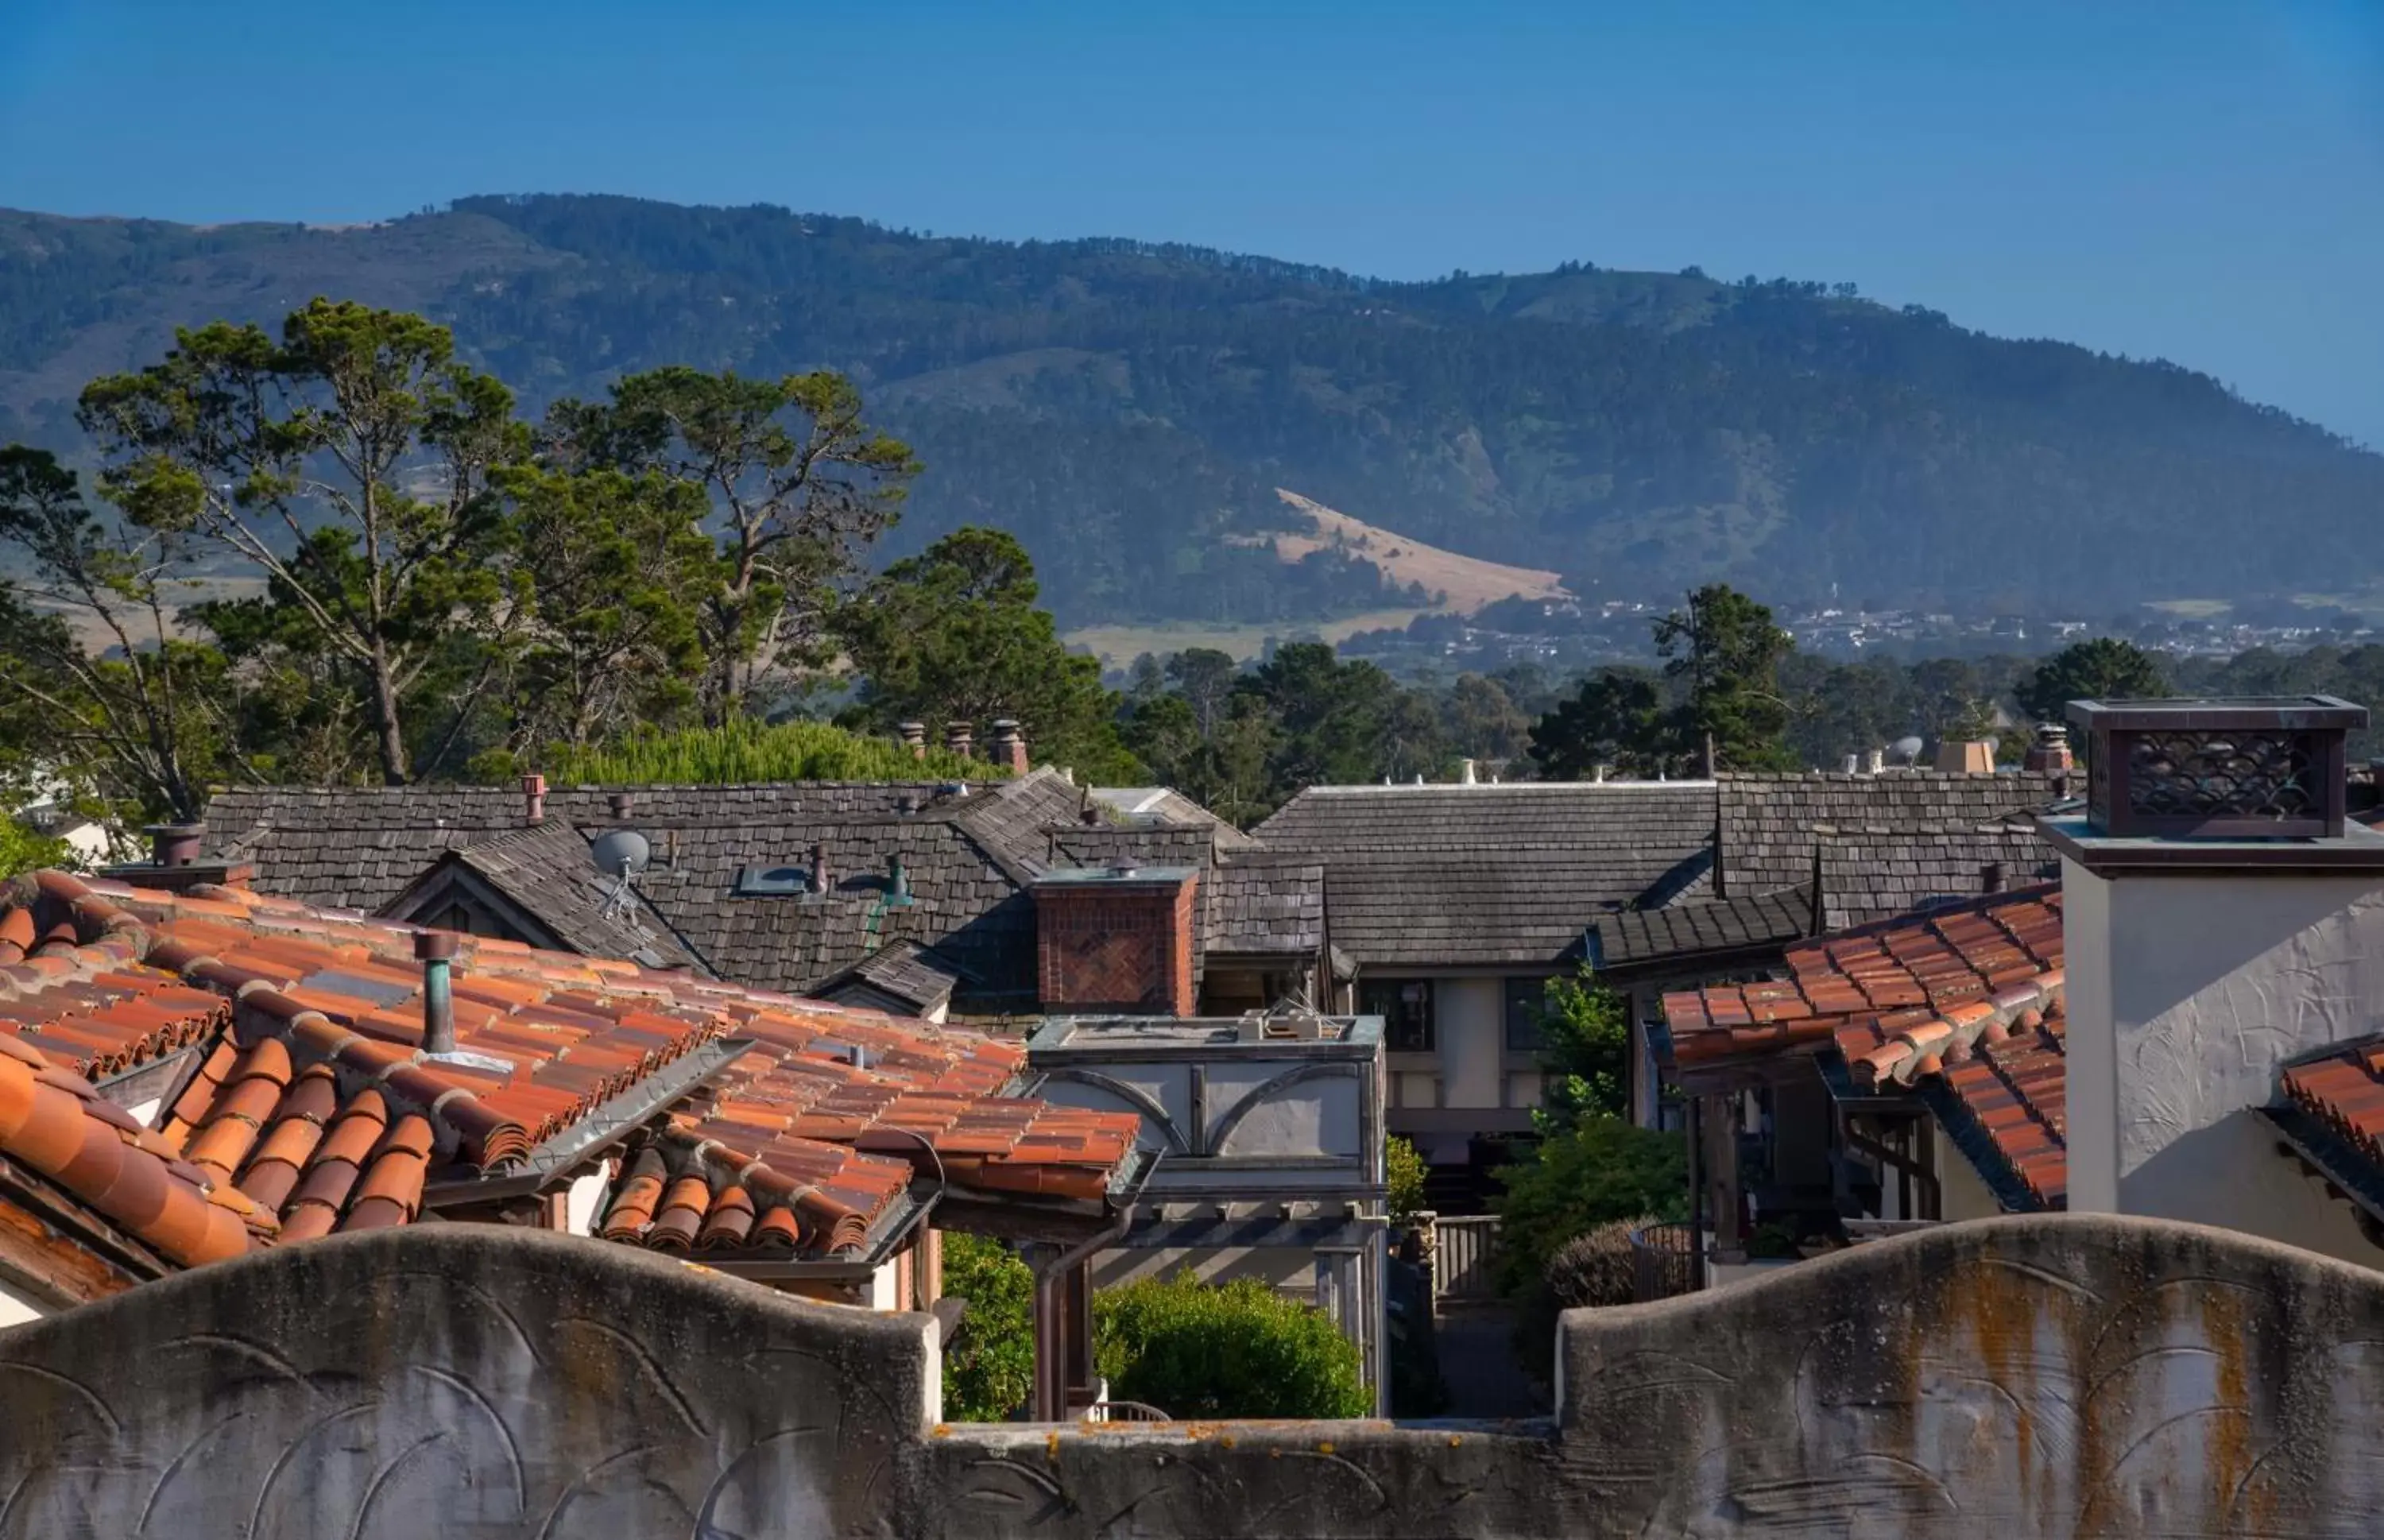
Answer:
[{"xmin": 1031, "ymin": 1200, "xmax": 1137, "ymax": 1422}]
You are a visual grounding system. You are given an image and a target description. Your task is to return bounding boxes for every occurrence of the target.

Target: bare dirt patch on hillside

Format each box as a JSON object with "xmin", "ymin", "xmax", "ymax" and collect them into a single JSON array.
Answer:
[{"xmin": 1254, "ymin": 490, "xmax": 1567, "ymax": 612}]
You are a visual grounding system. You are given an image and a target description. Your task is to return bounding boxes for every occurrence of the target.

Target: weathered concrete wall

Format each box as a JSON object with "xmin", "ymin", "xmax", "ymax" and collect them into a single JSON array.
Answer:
[
  {"xmin": 9, "ymin": 1215, "xmax": 2384, "ymax": 1536},
  {"xmin": 0, "ymin": 1226, "xmax": 935, "ymax": 1538}
]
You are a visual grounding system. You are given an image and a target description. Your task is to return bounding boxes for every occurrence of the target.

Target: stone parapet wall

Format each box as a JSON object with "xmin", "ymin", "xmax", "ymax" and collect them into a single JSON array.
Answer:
[{"xmin": 4, "ymin": 1215, "xmax": 2383, "ymax": 1536}]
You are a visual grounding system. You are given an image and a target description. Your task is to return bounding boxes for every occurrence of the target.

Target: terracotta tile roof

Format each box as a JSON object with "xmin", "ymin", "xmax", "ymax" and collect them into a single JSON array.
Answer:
[
  {"xmin": 675, "ymin": 1007, "xmax": 1139, "ymax": 1203},
  {"xmin": 1661, "ymin": 884, "xmax": 2068, "ymax": 1213},
  {"xmin": 0, "ymin": 1034, "xmax": 270, "ymax": 1269},
  {"xmin": 0, "ymin": 869, "xmax": 1145, "ymax": 1279},
  {"xmin": 2280, "ymin": 1044, "xmax": 2384, "ymax": 1174},
  {"xmin": 1933, "ymin": 1003, "xmax": 2067, "ymax": 1209},
  {"xmin": 1662, "ymin": 886, "xmax": 2063, "ymax": 1083}
]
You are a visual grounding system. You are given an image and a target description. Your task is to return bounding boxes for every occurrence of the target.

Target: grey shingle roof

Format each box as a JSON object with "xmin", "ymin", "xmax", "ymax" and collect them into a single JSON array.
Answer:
[
  {"xmin": 201, "ymin": 771, "xmax": 1085, "ymax": 1004},
  {"xmin": 1252, "ymin": 784, "xmax": 1717, "ymax": 967},
  {"xmin": 1590, "ymin": 886, "xmax": 1817, "ymax": 972},
  {"xmin": 400, "ymin": 822, "xmax": 706, "ymax": 971},
  {"xmin": 1206, "ymin": 853, "xmax": 1327, "ymax": 956},
  {"xmin": 814, "ymin": 940, "xmax": 964, "ymax": 1016},
  {"xmin": 1089, "ymin": 787, "xmax": 1261, "ymax": 850},
  {"xmin": 1716, "ymin": 771, "xmax": 2067, "ymax": 931}
]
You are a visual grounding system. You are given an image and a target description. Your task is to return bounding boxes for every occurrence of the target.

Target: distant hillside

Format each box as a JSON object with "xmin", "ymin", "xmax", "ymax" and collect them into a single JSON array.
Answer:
[{"xmin": 4, "ymin": 194, "xmax": 2380, "ymax": 625}]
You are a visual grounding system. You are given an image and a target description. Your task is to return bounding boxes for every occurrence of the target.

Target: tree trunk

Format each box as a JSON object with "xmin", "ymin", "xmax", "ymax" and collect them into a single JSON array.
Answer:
[{"xmin": 370, "ymin": 644, "xmax": 410, "ymax": 784}]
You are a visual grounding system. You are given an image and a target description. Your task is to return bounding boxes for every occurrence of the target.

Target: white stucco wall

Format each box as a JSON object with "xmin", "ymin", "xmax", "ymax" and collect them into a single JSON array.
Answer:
[
  {"xmin": 0, "ymin": 1274, "xmax": 47, "ymax": 1328},
  {"xmin": 563, "ymin": 1170, "xmax": 610, "ymax": 1236},
  {"xmin": 2064, "ymin": 857, "xmax": 2384, "ymax": 1267},
  {"xmin": 1935, "ymin": 1126, "xmax": 2007, "ymax": 1223},
  {"xmin": 1437, "ymin": 977, "xmax": 1503, "ymax": 1110}
]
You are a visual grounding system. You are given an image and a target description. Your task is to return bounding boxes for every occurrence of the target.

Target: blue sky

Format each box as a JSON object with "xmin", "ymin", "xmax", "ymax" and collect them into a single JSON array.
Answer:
[{"xmin": 3, "ymin": 0, "xmax": 2381, "ymax": 447}]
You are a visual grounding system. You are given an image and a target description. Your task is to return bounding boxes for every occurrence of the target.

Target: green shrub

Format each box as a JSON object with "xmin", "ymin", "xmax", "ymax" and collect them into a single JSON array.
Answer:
[
  {"xmin": 939, "ymin": 1233, "xmax": 1035, "ymax": 1422},
  {"xmin": 1094, "ymin": 1271, "xmax": 1371, "ymax": 1420},
  {"xmin": 1493, "ymin": 1116, "xmax": 1686, "ymax": 1297},
  {"xmin": 1385, "ymin": 1135, "xmax": 1428, "ymax": 1228},
  {"xmin": 1544, "ymin": 1216, "xmax": 1653, "ymax": 1310},
  {"xmin": 534, "ymin": 716, "xmax": 997, "ymax": 785}
]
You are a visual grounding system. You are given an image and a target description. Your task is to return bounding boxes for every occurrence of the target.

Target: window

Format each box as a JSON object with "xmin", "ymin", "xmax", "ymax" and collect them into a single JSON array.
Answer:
[
  {"xmin": 1504, "ymin": 977, "xmax": 1547, "ymax": 1052},
  {"xmin": 1360, "ymin": 977, "xmax": 1435, "ymax": 1052}
]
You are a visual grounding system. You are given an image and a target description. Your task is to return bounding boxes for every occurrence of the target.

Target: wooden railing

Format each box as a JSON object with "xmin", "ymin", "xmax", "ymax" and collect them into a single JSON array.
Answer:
[{"xmin": 1432, "ymin": 1214, "xmax": 1502, "ymax": 1303}]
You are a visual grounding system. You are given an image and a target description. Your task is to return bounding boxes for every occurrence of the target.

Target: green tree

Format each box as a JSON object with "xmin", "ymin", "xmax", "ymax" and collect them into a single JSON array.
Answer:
[
  {"xmin": 1527, "ymin": 668, "xmax": 1664, "ymax": 779},
  {"xmin": 499, "ymin": 465, "xmax": 717, "ymax": 753},
  {"xmin": 2016, "ymin": 637, "xmax": 2168, "ymax": 724},
  {"xmin": 1385, "ymin": 1135, "xmax": 1428, "ymax": 1228},
  {"xmin": 1238, "ymin": 641, "xmax": 1400, "ymax": 791},
  {"xmin": 1531, "ymin": 973, "xmax": 1631, "ymax": 1129},
  {"xmin": 77, "ymin": 300, "xmax": 526, "ymax": 784},
  {"xmin": 0, "ymin": 813, "xmax": 69, "ymax": 880},
  {"xmin": 0, "ymin": 447, "xmax": 246, "ymax": 822},
  {"xmin": 939, "ymin": 1233, "xmax": 1035, "ymax": 1422},
  {"xmin": 1094, "ymin": 1272, "xmax": 1371, "ymax": 1419},
  {"xmin": 838, "ymin": 527, "xmax": 1137, "ymax": 779},
  {"xmin": 1652, "ymin": 584, "xmax": 1796, "ymax": 772},
  {"xmin": 555, "ymin": 366, "xmax": 918, "ymax": 720}
]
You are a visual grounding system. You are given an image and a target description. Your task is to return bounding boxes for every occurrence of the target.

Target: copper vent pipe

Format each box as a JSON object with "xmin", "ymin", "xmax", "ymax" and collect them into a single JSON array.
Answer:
[{"xmin": 416, "ymin": 930, "xmax": 460, "ymax": 1055}]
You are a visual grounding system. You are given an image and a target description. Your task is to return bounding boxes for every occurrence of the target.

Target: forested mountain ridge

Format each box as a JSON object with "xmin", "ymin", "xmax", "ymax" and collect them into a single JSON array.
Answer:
[{"xmin": 3, "ymin": 194, "xmax": 2378, "ymax": 625}]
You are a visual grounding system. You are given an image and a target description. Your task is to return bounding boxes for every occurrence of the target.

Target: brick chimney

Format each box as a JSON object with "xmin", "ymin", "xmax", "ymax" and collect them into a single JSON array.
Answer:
[
  {"xmin": 989, "ymin": 719, "xmax": 1030, "ymax": 776},
  {"xmin": 945, "ymin": 721, "xmax": 974, "ymax": 760},
  {"xmin": 147, "ymin": 822, "xmax": 204, "ymax": 869},
  {"xmin": 1033, "ymin": 866, "xmax": 1200, "ymax": 1017}
]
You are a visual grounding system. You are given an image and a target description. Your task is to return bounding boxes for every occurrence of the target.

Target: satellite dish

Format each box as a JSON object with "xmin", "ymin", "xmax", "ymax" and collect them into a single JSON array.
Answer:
[
  {"xmin": 1888, "ymin": 736, "xmax": 1925, "ymax": 766},
  {"xmin": 590, "ymin": 828, "xmax": 651, "ymax": 880}
]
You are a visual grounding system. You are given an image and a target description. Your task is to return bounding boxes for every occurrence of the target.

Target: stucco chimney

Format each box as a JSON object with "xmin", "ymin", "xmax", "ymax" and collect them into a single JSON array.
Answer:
[
  {"xmin": 2050, "ymin": 695, "xmax": 2384, "ymax": 1235},
  {"xmin": 416, "ymin": 929, "xmax": 459, "ymax": 1056},
  {"xmin": 990, "ymin": 719, "xmax": 1030, "ymax": 776},
  {"xmin": 944, "ymin": 721, "xmax": 974, "ymax": 760},
  {"xmin": 521, "ymin": 773, "xmax": 547, "ymax": 826}
]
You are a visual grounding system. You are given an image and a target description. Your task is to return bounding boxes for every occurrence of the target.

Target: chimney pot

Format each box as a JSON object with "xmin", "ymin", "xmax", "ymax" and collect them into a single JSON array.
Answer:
[
  {"xmin": 944, "ymin": 720, "xmax": 974, "ymax": 760},
  {"xmin": 521, "ymin": 773, "xmax": 547, "ymax": 826},
  {"xmin": 608, "ymin": 791, "xmax": 634, "ymax": 821},
  {"xmin": 145, "ymin": 822, "xmax": 205, "ymax": 869},
  {"xmin": 899, "ymin": 721, "xmax": 927, "ymax": 760},
  {"xmin": 1842, "ymin": 754, "xmax": 1860, "ymax": 775},
  {"xmin": 1864, "ymin": 749, "xmax": 1886, "ymax": 776},
  {"xmin": 990, "ymin": 718, "xmax": 1029, "ymax": 776},
  {"xmin": 1461, "ymin": 758, "xmax": 1477, "ymax": 785},
  {"xmin": 414, "ymin": 929, "xmax": 459, "ymax": 1055},
  {"xmin": 2023, "ymin": 722, "xmax": 2076, "ymax": 776},
  {"xmin": 808, "ymin": 841, "xmax": 830, "ymax": 895},
  {"xmin": 1982, "ymin": 861, "xmax": 2007, "ymax": 894}
]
